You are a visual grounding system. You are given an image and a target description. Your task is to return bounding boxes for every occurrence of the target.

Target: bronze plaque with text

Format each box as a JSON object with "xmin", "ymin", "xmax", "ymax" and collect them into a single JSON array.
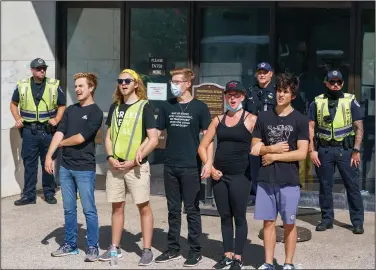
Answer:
[{"xmin": 193, "ymin": 83, "xmax": 225, "ymax": 119}]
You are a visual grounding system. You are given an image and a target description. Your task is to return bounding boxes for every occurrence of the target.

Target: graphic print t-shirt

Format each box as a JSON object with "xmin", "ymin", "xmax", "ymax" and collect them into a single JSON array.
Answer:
[
  {"xmin": 157, "ymin": 98, "xmax": 211, "ymax": 168},
  {"xmin": 252, "ymin": 109, "xmax": 309, "ymax": 186}
]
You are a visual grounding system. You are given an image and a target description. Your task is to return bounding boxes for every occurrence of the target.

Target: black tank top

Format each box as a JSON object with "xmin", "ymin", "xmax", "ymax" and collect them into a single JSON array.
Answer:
[{"xmin": 213, "ymin": 110, "xmax": 252, "ymax": 175}]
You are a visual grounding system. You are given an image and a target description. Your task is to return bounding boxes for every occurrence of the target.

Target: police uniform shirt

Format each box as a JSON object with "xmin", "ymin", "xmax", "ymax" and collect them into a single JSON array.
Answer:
[
  {"xmin": 11, "ymin": 77, "xmax": 66, "ymax": 107},
  {"xmin": 308, "ymin": 93, "xmax": 364, "ymax": 123},
  {"xmin": 245, "ymin": 83, "xmax": 276, "ymax": 115}
]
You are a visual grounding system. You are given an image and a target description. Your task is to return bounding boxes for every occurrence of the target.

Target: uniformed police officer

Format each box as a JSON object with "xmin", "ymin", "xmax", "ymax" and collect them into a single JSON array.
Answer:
[
  {"xmin": 10, "ymin": 58, "xmax": 66, "ymax": 206},
  {"xmin": 308, "ymin": 70, "xmax": 364, "ymax": 234},
  {"xmin": 244, "ymin": 62, "xmax": 276, "ymax": 204}
]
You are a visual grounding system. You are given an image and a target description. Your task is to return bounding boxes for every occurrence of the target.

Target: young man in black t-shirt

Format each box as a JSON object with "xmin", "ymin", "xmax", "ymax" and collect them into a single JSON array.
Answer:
[
  {"xmin": 155, "ymin": 68, "xmax": 212, "ymax": 267},
  {"xmin": 251, "ymin": 73, "xmax": 309, "ymax": 270},
  {"xmin": 45, "ymin": 73, "xmax": 103, "ymax": 262}
]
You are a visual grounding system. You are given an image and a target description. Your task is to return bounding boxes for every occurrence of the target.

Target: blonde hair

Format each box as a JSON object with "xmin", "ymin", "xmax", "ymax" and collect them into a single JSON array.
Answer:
[
  {"xmin": 170, "ymin": 68, "xmax": 195, "ymax": 82},
  {"xmin": 74, "ymin": 72, "xmax": 98, "ymax": 96},
  {"xmin": 112, "ymin": 69, "xmax": 147, "ymax": 104}
]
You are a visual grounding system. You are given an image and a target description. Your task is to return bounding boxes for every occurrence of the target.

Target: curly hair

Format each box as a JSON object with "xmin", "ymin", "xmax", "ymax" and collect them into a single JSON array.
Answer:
[
  {"xmin": 73, "ymin": 72, "xmax": 98, "ymax": 95},
  {"xmin": 113, "ymin": 69, "xmax": 147, "ymax": 104},
  {"xmin": 276, "ymin": 72, "xmax": 299, "ymax": 97}
]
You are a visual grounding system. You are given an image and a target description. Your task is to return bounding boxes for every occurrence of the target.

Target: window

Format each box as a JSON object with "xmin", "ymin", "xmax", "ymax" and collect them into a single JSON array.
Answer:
[
  {"xmin": 66, "ymin": 8, "xmax": 121, "ymax": 112},
  {"xmin": 359, "ymin": 9, "xmax": 375, "ymax": 194},
  {"xmin": 199, "ymin": 7, "xmax": 271, "ymax": 87}
]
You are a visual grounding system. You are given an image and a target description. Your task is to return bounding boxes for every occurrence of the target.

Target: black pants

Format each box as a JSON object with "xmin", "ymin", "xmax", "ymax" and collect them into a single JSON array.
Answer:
[
  {"xmin": 249, "ymin": 154, "xmax": 261, "ymax": 196},
  {"xmin": 213, "ymin": 174, "xmax": 251, "ymax": 255},
  {"xmin": 316, "ymin": 146, "xmax": 364, "ymax": 226},
  {"xmin": 164, "ymin": 165, "xmax": 202, "ymax": 254}
]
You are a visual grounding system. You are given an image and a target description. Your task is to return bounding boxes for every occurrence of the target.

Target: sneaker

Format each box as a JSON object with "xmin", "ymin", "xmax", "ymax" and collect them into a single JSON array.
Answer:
[
  {"xmin": 213, "ymin": 256, "xmax": 233, "ymax": 269},
  {"xmin": 183, "ymin": 252, "xmax": 202, "ymax": 267},
  {"xmin": 85, "ymin": 246, "xmax": 99, "ymax": 262},
  {"xmin": 230, "ymin": 258, "xmax": 243, "ymax": 270},
  {"xmin": 98, "ymin": 245, "xmax": 123, "ymax": 261},
  {"xmin": 51, "ymin": 243, "xmax": 79, "ymax": 257},
  {"xmin": 283, "ymin": 264, "xmax": 295, "ymax": 270},
  {"xmin": 155, "ymin": 250, "xmax": 182, "ymax": 263},
  {"xmin": 258, "ymin": 263, "xmax": 276, "ymax": 270},
  {"xmin": 138, "ymin": 248, "xmax": 153, "ymax": 266}
]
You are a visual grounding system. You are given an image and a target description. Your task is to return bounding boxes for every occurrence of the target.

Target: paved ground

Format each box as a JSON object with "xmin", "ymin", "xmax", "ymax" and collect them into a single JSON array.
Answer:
[{"xmin": 1, "ymin": 190, "xmax": 375, "ymax": 269}]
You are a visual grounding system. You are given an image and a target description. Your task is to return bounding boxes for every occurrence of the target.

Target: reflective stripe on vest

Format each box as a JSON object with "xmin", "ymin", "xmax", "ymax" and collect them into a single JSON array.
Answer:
[
  {"xmin": 18, "ymin": 77, "xmax": 59, "ymax": 122},
  {"xmin": 314, "ymin": 93, "xmax": 355, "ymax": 141},
  {"xmin": 111, "ymin": 100, "xmax": 148, "ymax": 161}
]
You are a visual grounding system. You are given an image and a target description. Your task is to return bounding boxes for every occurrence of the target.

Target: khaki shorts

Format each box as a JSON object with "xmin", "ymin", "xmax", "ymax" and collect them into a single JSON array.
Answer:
[{"xmin": 106, "ymin": 162, "xmax": 151, "ymax": 204}]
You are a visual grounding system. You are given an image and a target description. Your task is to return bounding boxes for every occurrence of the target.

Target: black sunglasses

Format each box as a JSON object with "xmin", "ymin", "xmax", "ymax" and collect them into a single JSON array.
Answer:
[
  {"xmin": 117, "ymin": 78, "xmax": 134, "ymax": 85},
  {"xmin": 329, "ymin": 80, "xmax": 343, "ymax": 86},
  {"xmin": 35, "ymin": 67, "xmax": 47, "ymax": 72}
]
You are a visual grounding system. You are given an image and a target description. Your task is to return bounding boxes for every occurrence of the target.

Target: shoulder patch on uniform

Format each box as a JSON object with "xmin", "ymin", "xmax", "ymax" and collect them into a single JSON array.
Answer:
[{"xmin": 354, "ymin": 100, "xmax": 360, "ymax": 107}]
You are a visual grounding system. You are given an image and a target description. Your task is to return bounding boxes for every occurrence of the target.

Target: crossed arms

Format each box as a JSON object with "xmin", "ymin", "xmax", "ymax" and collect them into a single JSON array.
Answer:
[{"xmin": 251, "ymin": 137, "xmax": 308, "ymax": 166}]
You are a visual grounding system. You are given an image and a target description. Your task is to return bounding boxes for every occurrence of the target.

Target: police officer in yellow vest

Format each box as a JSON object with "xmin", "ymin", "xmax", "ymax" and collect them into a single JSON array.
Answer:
[
  {"xmin": 308, "ymin": 70, "xmax": 364, "ymax": 234},
  {"xmin": 10, "ymin": 58, "xmax": 66, "ymax": 206}
]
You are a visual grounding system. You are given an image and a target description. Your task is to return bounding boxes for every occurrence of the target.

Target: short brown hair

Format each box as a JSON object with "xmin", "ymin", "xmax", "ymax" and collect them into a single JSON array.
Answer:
[
  {"xmin": 74, "ymin": 72, "xmax": 98, "ymax": 92},
  {"xmin": 170, "ymin": 68, "xmax": 195, "ymax": 82}
]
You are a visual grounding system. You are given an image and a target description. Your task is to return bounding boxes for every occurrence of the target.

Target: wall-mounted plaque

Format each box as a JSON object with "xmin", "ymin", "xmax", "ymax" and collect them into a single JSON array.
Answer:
[{"xmin": 192, "ymin": 83, "xmax": 225, "ymax": 119}]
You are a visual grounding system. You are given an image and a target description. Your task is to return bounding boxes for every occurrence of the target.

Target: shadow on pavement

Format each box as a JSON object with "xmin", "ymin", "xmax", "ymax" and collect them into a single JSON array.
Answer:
[
  {"xmin": 296, "ymin": 207, "xmax": 353, "ymax": 231},
  {"xmin": 41, "ymin": 223, "xmax": 279, "ymax": 268}
]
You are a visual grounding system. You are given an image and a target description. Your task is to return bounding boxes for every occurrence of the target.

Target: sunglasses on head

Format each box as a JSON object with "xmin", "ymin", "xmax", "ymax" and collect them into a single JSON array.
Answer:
[
  {"xmin": 117, "ymin": 78, "xmax": 134, "ymax": 85},
  {"xmin": 329, "ymin": 80, "xmax": 343, "ymax": 86},
  {"xmin": 35, "ymin": 67, "xmax": 47, "ymax": 72}
]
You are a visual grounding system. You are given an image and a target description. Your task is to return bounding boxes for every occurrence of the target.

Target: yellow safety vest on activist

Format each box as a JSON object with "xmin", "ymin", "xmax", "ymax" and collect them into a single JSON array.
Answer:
[
  {"xmin": 314, "ymin": 93, "xmax": 355, "ymax": 141},
  {"xmin": 18, "ymin": 77, "xmax": 59, "ymax": 123},
  {"xmin": 111, "ymin": 100, "xmax": 148, "ymax": 161}
]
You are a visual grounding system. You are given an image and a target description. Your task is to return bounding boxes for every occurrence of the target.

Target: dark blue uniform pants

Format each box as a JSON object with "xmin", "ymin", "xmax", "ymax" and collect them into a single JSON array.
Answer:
[
  {"xmin": 316, "ymin": 146, "xmax": 364, "ymax": 226},
  {"xmin": 21, "ymin": 127, "xmax": 56, "ymax": 200},
  {"xmin": 249, "ymin": 154, "xmax": 261, "ymax": 196}
]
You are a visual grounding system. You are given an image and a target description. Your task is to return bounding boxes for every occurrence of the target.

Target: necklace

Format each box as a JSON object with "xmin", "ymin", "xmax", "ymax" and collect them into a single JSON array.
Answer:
[{"xmin": 178, "ymin": 101, "xmax": 191, "ymax": 113}]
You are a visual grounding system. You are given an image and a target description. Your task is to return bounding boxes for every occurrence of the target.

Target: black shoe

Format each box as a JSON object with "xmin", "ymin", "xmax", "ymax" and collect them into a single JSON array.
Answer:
[
  {"xmin": 45, "ymin": 196, "xmax": 57, "ymax": 204},
  {"xmin": 183, "ymin": 252, "xmax": 202, "ymax": 267},
  {"xmin": 155, "ymin": 250, "xmax": 182, "ymax": 263},
  {"xmin": 213, "ymin": 256, "xmax": 233, "ymax": 269},
  {"xmin": 230, "ymin": 258, "xmax": 243, "ymax": 270},
  {"xmin": 353, "ymin": 224, "xmax": 364, "ymax": 234},
  {"xmin": 315, "ymin": 222, "xmax": 333, "ymax": 231},
  {"xmin": 14, "ymin": 196, "xmax": 36, "ymax": 206}
]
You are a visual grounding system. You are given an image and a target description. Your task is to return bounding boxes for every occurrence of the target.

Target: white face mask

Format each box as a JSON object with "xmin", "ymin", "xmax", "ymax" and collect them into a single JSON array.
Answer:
[
  {"xmin": 226, "ymin": 103, "xmax": 243, "ymax": 113},
  {"xmin": 170, "ymin": 83, "xmax": 182, "ymax": 97}
]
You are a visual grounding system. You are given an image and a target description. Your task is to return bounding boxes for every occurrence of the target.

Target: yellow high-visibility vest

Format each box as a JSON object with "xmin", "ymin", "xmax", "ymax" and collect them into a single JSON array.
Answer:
[
  {"xmin": 314, "ymin": 93, "xmax": 355, "ymax": 141},
  {"xmin": 18, "ymin": 77, "xmax": 59, "ymax": 122},
  {"xmin": 110, "ymin": 100, "xmax": 148, "ymax": 160}
]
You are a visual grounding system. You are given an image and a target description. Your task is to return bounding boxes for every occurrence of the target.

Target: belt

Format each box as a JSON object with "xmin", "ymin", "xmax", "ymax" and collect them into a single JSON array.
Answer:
[
  {"xmin": 23, "ymin": 122, "xmax": 47, "ymax": 130},
  {"xmin": 318, "ymin": 139, "xmax": 344, "ymax": 148}
]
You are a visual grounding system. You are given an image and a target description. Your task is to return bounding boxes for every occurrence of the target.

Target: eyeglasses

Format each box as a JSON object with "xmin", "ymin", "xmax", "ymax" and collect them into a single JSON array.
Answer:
[
  {"xmin": 35, "ymin": 67, "xmax": 47, "ymax": 72},
  {"xmin": 329, "ymin": 80, "xmax": 343, "ymax": 86},
  {"xmin": 170, "ymin": 80, "xmax": 188, "ymax": 85},
  {"xmin": 117, "ymin": 78, "xmax": 134, "ymax": 85},
  {"xmin": 225, "ymin": 92, "xmax": 242, "ymax": 99}
]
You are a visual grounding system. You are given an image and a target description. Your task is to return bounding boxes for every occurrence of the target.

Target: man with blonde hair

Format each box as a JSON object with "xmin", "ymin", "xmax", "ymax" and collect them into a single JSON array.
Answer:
[
  {"xmin": 45, "ymin": 72, "xmax": 103, "ymax": 262},
  {"xmin": 155, "ymin": 68, "xmax": 211, "ymax": 267},
  {"xmin": 99, "ymin": 69, "xmax": 158, "ymax": 266}
]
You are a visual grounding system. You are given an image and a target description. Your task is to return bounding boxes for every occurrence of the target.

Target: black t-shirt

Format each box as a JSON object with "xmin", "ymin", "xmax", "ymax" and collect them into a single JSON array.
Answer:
[
  {"xmin": 157, "ymin": 98, "xmax": 211, "ymax": 168},
  {"xmin": 12, "ymin": 77, "xmax": 66, "ymax": 106},
  {"xmin": 105, "ymin": 100, "xmax": 157, "ymax": 162},
  {"xmin": 253, "ymin": 109, "xmax": 309, "ymax": 186},
  {"xmin": 57, "ymin": 103, "xmax": 103, "ymax": 171}
]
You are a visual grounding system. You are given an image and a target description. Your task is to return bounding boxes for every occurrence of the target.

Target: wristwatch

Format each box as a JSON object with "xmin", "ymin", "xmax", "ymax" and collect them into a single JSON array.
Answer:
[
  {"xmin": 106, "ymin": 155, "xmax": 114, "ymax": 160},
  {"xmin": 352, "ymin": 148, "xmax": 360, "ymax": 153}
]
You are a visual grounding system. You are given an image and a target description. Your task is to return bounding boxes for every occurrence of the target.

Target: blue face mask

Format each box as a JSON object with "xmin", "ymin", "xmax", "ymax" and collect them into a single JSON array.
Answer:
[
  {"xmin": 226, "ymin": 103, "xmax": 243, "ymax": 113},
  {"xmin": 170, "ymin": 83, "xmax": 182, "ymax": 97}
]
